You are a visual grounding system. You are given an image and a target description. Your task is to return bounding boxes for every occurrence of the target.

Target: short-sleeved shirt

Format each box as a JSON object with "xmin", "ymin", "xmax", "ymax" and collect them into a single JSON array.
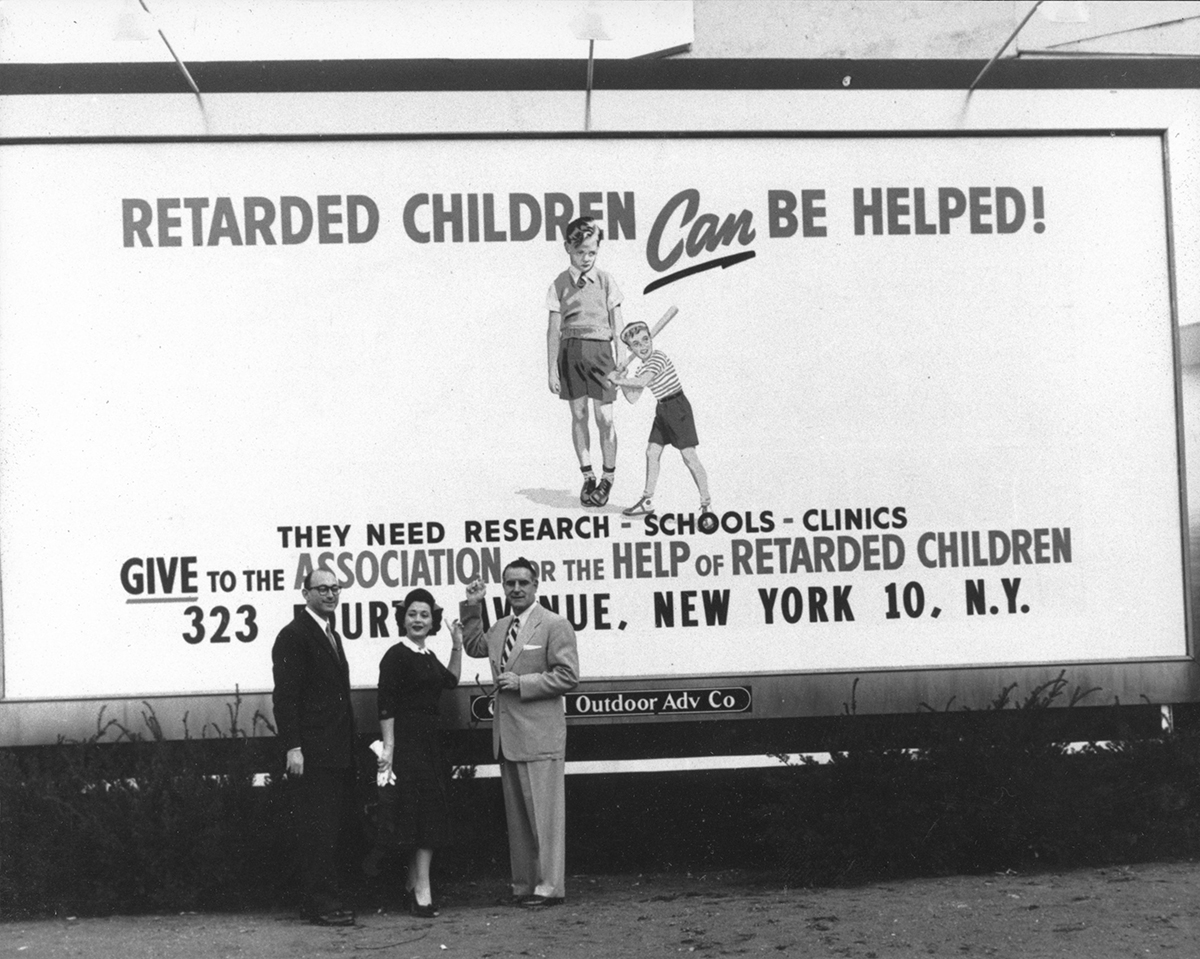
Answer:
[
  {"xmin": 546, "ymin": 267, "xmax": 623, "ymax": 341},
  {"xmin": 638, "ymin": 349, "xmax": 684, "ymax": 400}
]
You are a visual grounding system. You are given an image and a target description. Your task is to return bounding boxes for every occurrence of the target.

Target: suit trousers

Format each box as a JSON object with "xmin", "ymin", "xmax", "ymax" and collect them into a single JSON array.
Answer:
[
  {"xmin": 293, "ymin": 765, "xmax": 358, "ymax": 913},
  {"xmin": 500, "ymin": 757, "xmax": 566, "ymax": 899}
]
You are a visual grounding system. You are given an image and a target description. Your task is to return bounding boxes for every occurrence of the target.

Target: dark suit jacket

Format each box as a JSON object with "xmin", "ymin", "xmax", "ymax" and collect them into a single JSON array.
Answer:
[{"xmin": 271, "ymin": 608, "xmax": 356, "ymax": 768}]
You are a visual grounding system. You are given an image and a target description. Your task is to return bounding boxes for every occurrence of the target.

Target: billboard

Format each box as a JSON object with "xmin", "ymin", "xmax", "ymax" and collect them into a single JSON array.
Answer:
[{"xmin": 0, "ymin": 132, "xmax": 1189, "ymax": 721}]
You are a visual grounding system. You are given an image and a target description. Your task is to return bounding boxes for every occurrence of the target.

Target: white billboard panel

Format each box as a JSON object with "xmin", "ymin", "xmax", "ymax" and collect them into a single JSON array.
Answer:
[{"xmin": 0, "ymin": 133, "xmax": 1186, "ymax": 701}]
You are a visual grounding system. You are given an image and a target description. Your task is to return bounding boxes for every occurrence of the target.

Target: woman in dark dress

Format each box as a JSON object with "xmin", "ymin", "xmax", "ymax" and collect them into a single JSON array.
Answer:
[{"xmin": 375, "ymin": 587, "xmax": 462, "ymax": 918}]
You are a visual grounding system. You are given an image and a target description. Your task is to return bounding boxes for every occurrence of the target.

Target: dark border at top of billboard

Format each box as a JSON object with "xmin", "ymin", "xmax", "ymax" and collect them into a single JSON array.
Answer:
[{"xmin": 0, "ymin": 58, "xmax": 1197, "ymax": 97}]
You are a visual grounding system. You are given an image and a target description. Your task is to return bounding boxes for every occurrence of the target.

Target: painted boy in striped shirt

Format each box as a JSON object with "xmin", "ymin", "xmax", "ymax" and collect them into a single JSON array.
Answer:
[{"xmin": 609, "ymin": 320, "xmax": 711, "ymax": 517}]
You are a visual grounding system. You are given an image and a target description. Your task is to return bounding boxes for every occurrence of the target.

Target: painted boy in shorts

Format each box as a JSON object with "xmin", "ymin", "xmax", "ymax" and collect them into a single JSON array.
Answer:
[
  {"xmin": 609, "ymin": 321, "xmax": 711, "ymax": 517},
  {"xmin": 546, "ymin": 217, "xmax": 624, "ymax": 507}
]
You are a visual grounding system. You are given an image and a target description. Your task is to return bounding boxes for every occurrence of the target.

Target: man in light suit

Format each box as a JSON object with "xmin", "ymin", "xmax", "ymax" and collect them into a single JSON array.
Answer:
[
  {"xmin": 271, "ymin": 568, "xmax": 358, "ymax": 926},
  {"xmin": 461, "ymin": 557, "xmax": 579, "ymax": 907}
]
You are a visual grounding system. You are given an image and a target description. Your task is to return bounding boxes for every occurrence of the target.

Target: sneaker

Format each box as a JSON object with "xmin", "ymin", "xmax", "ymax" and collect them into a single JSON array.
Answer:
[
  {"xmin": 623, "ymin": 496, "xmax": 655, "ymax": 516},
  {"xmin": 591, "ymin": 477, "xmax": 613, "ymax": 507},
  {"xmin": 580, "ymin": 475, "xmax": 597, "ymax": 505}
]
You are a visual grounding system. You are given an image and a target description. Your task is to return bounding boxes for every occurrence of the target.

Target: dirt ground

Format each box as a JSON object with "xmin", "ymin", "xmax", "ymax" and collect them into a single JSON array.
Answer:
[{"xmin": 5, "ymin": 861, "xmax": 1200, "ymax": 958}]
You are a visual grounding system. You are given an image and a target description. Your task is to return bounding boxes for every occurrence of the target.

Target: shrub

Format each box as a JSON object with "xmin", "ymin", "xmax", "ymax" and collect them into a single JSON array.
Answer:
[
  {"xmin": 0, "ymin": 697, "xmax": 508, "ymax": 918},
  {"xmin": 0, "ymin": 695, "xmax": 291, "ymax": 917},
  {"xmin": 6, "ymin": 674, "xmax": 1200, "ymax": 914},
  {"xmin": 752, "ymin": 674, "xmax": 1200, "ymax": 884}
]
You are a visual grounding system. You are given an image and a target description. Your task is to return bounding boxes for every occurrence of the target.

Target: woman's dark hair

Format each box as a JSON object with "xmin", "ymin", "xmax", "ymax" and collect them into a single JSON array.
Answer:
[{"xmin": 394, "ymin": 587, "xmax": 443, "ymax": 636}]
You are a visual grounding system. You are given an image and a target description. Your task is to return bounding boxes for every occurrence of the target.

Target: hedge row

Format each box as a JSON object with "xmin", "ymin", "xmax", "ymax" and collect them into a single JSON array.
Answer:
[{"xmin": 3, "ymin": 676, "xmax": 1200, "ymax": 916}]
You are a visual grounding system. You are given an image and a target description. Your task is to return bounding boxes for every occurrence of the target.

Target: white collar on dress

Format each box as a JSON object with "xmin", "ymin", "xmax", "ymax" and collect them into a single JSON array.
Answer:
[{"xmin": 399, "ymin": 635, "xmax": 433, "ymax": 655}]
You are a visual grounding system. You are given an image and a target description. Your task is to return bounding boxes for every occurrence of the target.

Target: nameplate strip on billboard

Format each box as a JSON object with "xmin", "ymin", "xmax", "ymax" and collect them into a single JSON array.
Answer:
[{"xmin": 469, "ymin": 686, "xmax": 753, "ymax": 721}]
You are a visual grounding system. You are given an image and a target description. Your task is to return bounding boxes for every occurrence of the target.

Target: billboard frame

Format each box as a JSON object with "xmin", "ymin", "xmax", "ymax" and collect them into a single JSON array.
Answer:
[{"xmin": 1, "ymin": 59, "xmax": 1199, "ymax": 747}]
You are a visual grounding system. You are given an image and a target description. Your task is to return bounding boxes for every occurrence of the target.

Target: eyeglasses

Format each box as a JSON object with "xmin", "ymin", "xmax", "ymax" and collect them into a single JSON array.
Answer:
[{"xmin": 308, "ymin": 585, "xmax": 343, "ymax": 596}]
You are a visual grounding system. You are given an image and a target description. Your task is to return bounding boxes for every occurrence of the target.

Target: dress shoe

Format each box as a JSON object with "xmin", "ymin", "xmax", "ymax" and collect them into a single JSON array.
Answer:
[
  {"xmin": 410, "ymin": 897, "xmax": 439, "ymax": 918},
  {"xmin": 519, "ymin": 895, "xmax": 565, "ymax": 908}
]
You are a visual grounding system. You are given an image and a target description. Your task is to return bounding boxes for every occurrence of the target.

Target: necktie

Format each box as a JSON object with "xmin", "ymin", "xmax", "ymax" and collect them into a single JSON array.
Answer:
[
  {"xmin": 325, "ymin": 620, "xmax": 340, "ymax": 659},
  {"xmin": 576, "ymin": 273, "xmax": 587, "ymax": 289},
  {"xmin": 501, "ymin": 615, "xmax": 521, "ymax": 669}
]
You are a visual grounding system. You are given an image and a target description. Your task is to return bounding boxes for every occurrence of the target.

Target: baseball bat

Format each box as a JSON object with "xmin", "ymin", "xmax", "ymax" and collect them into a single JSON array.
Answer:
[{"xmin": 615, "ymin": 306, "xmax": 678, "ymax": 374}]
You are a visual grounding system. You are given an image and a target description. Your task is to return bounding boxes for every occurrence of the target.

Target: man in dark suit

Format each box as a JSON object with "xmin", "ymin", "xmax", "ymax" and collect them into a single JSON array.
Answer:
[
  {"xmin": 461, "ymin": 557, "xmax": 579, "ymax": 907},
  {"xmin": 271, "ymin": 568, "xmax": 357, "ymax": 926}
]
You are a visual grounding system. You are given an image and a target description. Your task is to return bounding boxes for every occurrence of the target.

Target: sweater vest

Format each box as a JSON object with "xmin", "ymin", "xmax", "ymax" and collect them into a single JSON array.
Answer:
[{"xmin": 553, "ymin": 269, "xmax": 614, "ymax": 340}]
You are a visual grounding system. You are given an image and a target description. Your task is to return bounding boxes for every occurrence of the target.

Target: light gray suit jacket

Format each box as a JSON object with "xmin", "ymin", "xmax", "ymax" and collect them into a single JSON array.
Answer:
[{"xmin": 460, "ymin": 600, "xmax": 579, "ymax": 762}]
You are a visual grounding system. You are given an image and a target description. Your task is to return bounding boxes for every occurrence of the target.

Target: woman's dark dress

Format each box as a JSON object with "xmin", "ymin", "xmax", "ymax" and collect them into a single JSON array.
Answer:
[{"xmin": 376, "ymin": 643, "xmax": 459, "ymax": 849}]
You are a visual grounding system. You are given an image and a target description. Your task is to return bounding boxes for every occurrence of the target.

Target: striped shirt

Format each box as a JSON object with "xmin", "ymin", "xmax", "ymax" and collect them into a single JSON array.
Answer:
[{"xmin": 639, "ymin": 350, "xmax": 683, "ymax": 401}]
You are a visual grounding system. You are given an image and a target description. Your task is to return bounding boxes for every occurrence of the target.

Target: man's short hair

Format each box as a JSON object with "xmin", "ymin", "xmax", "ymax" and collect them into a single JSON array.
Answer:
[
  {"xmin": 503, "ymin": 557, "xmax": 539, "ymax": 583},
  {"xmin": 565, "ymin": 217, "xmax": 603, "ymax": 247},
  {"xmin": 303, "ymin": 568, "xmax": 333, "ymax": 589}
]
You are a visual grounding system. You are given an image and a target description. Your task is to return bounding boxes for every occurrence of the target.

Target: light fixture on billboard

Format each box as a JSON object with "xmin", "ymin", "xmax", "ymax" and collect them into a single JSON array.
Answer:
[
  {"xmin": 113, "ymin": 0, "xmax": 154, "ymax": 42},
  {"xmin": 968, "ymin": 0, "xmax": 1044, "ymax": 94},
  {"xmin": 113, "ymin": 0, "xmax": 201, "ymax": 97},
  {"xmin": 571, "ymin": 2, "xmax": 613, "ymax": 132}
]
